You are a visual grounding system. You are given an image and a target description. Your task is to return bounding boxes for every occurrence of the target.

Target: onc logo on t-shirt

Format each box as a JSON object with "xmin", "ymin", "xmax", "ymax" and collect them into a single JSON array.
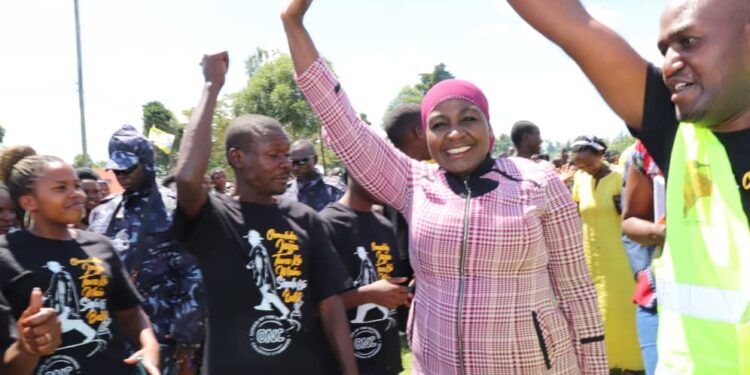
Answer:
[
  {"xmin": 249, "ymin": 315, "xmax": 295, "ymax": 356},
  {"xmin": 37, "ymin": 354, "xmax": 82, "ymax": 375},
  {"xmin": 351, "ymin": 326, "xmax": 383, "ymax": 359}
]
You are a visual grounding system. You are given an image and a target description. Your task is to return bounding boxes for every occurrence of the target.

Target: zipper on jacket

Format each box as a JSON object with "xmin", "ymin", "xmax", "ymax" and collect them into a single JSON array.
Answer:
[
  {"xmin": 456, "ymin": 179, "xmax": 472, "ymax": 375},
  {"xmin": 532, "ymin": 311, "xmax": 552, "ymax": 369}
]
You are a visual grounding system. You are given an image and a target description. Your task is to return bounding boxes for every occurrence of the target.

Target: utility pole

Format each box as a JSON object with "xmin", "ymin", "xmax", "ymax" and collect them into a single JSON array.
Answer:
[{"xmin": 73, "ymin": 0, "xmax": 89, "ymax": 164}]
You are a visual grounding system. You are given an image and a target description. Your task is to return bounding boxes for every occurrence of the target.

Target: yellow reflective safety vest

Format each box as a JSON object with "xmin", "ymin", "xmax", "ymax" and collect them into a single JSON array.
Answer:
[{"xmin": 654, "ymin": 123, "xmax": 750, "ymax": 374}]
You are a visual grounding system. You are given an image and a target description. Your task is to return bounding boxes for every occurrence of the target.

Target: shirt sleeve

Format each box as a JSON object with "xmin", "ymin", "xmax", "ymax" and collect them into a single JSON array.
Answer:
[
  {"xmin": 295, "ymin": 57, "xmax": 421, "ymax": 215},
  {"xmin": 308, "ymin": 215, "xmax": 352, "ymax": 302},
  {"xmin": 628, "ymin": 64, "xmax": 679, "ymax": 176},
  {"xmin": 540, "ymin": 169, "xmax": 608, "ymax": 374},
  {"xmin": 0, "ymin": 243, "xmax": 31, "ymax": 320},
  {"xmin": 173, "ymin": 194, "xmax": 223, "ymax": 256},
  {"xmin": 105, "ymin": 241, "xmax": 143, "ymax": 311},
  {"xmin": 0, "ymin": 247, "xmax": 26, "ymax": 288}
]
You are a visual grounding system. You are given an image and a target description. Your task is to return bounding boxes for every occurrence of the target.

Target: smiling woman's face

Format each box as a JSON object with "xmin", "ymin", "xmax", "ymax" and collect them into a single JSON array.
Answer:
[
  {"xmin": 426, "ymin": 99, "xmax": 491, "ymax": 178},
  {"xmin": 21, "ymin": 162, "xmax": 86, "ymax": 226}
]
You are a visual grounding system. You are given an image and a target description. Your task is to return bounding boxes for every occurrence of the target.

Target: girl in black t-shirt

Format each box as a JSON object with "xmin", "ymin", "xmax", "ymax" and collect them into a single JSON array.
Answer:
[{"xmin": 0, "ymin": 146, "xmax": 161, "ymax": 375}]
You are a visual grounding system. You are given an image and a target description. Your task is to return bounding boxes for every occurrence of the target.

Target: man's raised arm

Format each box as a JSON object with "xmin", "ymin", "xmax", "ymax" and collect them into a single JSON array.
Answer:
[
  {"xmin": 175, "ymin": 52, "xmax": 228, "ymax": 218},
  {"xmin": 507, "ymin": 0, "xmax": 649, "ymax": 130}
]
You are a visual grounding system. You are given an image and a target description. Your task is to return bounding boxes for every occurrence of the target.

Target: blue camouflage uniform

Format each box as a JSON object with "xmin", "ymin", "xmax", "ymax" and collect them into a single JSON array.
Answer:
[
  {"xmin": 89, "ymin": 125, "xmax": 205, "ymax": 374},
  {"xmin": 286, "ymin": 172, "xmax": 344, "ymax": 212}
]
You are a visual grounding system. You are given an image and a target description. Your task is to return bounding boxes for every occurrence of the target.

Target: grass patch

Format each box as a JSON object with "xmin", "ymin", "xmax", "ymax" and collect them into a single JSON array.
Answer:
[{"xmin": 400, "ymin": 334, "xmax": 412, "ymax": 374}]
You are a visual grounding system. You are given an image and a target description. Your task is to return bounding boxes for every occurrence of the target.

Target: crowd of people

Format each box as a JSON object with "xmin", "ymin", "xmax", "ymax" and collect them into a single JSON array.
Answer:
[{"xmin": 1, "ymin": 0, "xmax": 749, "ymax": 374}]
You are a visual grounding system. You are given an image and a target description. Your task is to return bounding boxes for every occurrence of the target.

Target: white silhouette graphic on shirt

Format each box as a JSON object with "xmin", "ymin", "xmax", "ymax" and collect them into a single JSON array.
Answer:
[
  {"xmin": 43, "ymin": 261, "xmax": 108, "ymax": 356},
  {"xmin": 245, "ymin": 230, "xmax": 291, "ymax": 319},
  {"xmin": 351, "ymin": 247, "xmax": 390, "ymax": 324}
]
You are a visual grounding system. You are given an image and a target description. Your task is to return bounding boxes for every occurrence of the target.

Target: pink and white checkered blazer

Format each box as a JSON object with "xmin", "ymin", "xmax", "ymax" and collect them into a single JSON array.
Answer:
[{"xmin": 298, "ymin": 58, "xmax": 607, "ymax": 375}]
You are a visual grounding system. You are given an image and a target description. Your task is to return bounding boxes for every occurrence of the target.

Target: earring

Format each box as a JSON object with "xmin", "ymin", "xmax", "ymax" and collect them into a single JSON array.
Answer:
[{"xmin": 23, "ymin": 211, "xmax": 34, "ymax": 230}]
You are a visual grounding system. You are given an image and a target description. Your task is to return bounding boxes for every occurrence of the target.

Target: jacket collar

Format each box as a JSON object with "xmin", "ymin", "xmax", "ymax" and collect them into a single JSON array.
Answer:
[{"xmin": 443, "ymin": 156, "xmax": 499, "ymax": 198}]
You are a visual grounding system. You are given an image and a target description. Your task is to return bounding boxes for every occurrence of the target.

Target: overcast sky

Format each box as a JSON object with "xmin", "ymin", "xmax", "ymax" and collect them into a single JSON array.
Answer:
[{"xmin": 0, "ymin": 0, "xmax": 667, "ymax": 163}]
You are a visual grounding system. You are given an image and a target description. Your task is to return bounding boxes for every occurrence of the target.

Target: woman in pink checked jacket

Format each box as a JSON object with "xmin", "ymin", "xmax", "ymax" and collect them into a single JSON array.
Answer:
[{"xmin": 282, "ymin": 2, "xmax": 607, "ymax": 374}]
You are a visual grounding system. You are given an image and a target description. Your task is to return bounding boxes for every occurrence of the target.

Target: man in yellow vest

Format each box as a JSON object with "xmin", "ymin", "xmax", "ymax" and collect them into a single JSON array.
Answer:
[{"xmin": 506, "ymin": 0, "xmax": 750, "ymax": 374}]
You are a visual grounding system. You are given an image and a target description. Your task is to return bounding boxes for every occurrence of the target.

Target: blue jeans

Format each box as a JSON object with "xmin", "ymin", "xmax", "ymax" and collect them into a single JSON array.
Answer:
[{"xmin": 636, "ymin": 306, "xmax": 658, "ymax": 375}]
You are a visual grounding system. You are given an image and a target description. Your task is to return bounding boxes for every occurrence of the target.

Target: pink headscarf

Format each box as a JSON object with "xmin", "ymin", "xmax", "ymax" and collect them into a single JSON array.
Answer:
[{"xmin": 420, "ymin": 79, "xmax": 495, "ymax": 151}]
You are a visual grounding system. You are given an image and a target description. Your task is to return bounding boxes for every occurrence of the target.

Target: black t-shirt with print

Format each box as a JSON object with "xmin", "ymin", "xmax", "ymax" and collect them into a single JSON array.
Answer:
[
  {"xmin": 173, "ymin": 194, "xmax": 351, "ymax": 375},
  {"xmin": 319, "ymin": 203, "xmax": 404, "ymax": 375},
  {"xmin": 0, "ymin": 229, "xmax": 142, "ymax": 375},
  {"xmin": 630, "ymin": 64, "xmax": 750, "ymax": 223}
]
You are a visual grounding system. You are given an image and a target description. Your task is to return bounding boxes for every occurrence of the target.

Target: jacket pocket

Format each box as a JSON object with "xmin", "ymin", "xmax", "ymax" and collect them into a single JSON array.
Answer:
[{"xmin": 532, "ymin": 311, "xmax": 552, "ymax": 370}]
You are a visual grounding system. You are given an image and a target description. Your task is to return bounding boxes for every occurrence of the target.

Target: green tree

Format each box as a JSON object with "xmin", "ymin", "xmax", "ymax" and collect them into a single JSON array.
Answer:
[
  {"xmin": 491, "ymin": 133, "xmax": 514, "ymax": 157},
  {"xmin": 385, "ymin": 85, "xmax": 423, "ymax": 114},
  {"xmin": 143, "ymin": 101, "xmax": 177, "ymax": 135},
  {"xmin": 606, "ymin": 131, "xmax": 636, "ymax": 155},
  {"xmin": 232, "ymin": 48, "xmax": 341, "ymax": 172},
  {"xmin": 73, "ymin": 153, "xmax": 91, "ymax": 168},
  {"xmin": 415, "ymin": 63, "xmax": 455, "ymax": 95},
  {"xmin": 385, "ymin": 63, "xmax": 454, "ymax": 117},
  {"xmin": 233, "ymin": 53, "xmax": 320, "ymax": 138},
  {"xmin": 244, "ymin": 47, "xmax": 278, "ymax": 78},
  {"xmin": 142, "ymin": 101, "xmax": 179, "ymax": 176},
  {"xmin": 0, "ymin": 124, "xmax": 5, "ymax": 144}
]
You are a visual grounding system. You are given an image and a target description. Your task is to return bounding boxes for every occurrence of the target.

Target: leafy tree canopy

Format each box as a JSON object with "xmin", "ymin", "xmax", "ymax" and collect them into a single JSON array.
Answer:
[
  {"xmin": 232, "ymin": 49, "xmax": 342, "ymax": 173},
  {"xmin": 385, "ymin": 63, "xmax": 454, "ymax": 118}
]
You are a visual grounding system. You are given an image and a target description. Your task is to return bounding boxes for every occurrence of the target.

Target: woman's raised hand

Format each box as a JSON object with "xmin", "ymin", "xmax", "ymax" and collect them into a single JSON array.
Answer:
[{"xmin": 281, "ymin": 0, "xmax": 312, "ymax": 25}]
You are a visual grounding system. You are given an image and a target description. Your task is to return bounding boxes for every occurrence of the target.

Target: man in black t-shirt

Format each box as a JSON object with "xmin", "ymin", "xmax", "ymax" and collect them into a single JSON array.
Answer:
[
  {"xmin": 510, "ymin": 1, "xmax": 750, "ymax": 373},
  {"xmin": 172, "ymin": 52, "xmax": 357, "ymax": 375},
  {"xmin": 320, "ymin": 176, "xmax": 410, "ymax": 375}
]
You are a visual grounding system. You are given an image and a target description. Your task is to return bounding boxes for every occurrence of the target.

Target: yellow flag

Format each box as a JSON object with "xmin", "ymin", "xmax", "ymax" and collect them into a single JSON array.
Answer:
[{"xmin": 148, "ymin": 127, "xmax": 175, "ymax": 155}]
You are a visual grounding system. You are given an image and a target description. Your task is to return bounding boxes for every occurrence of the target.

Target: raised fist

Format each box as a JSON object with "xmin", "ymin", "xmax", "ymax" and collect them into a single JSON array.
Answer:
[{"xmin": 201, "ymin": 51, "xmax": 229, "ymax": 88}]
